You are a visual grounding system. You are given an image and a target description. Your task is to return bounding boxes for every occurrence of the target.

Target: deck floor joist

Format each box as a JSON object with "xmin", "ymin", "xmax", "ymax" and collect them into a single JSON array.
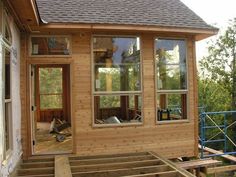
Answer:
[{"xmin": 17, "ymin": 152, "xmax": 194, "ymax": 177}]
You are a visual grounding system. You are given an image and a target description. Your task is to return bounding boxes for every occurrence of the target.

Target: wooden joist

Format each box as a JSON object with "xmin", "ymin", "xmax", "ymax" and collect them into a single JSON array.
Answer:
[{"xmin": 17, "ymin": 152, "xmax": 194, "ymax": 177}]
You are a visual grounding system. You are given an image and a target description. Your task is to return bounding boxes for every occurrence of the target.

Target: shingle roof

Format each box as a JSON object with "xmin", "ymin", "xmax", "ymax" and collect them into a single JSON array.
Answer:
[{"xmin": 36, "ymin": 0, "xmax": 216, "ymax": 30}]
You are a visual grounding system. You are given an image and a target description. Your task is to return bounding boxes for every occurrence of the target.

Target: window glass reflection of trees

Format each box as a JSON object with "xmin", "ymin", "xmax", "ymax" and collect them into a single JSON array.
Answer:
[
  {"xmin": 93, "ymin": 37, "xmax": 142, "ymax": 125},
  {"xmin": 155, "ymin": 39, "xmax": 187, "ymax": 121}
]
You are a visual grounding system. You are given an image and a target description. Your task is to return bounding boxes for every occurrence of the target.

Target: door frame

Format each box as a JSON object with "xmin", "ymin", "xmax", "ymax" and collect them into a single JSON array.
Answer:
[{"xmin": 27, "ymin": 61, "xmax": 75, "ymax": 156}]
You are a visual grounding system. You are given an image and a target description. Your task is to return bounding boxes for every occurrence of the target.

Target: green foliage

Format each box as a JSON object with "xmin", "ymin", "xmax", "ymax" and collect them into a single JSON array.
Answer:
[
  {"xmin": 198, "ymin": 77, "xmax": 231, "ymax": 112},
  {"xmin": 199, "ymin": 18, "xmax": 236, "ymax": 110},
  {"xmin": 39, "ymin": 68, "xmax": 63, "ymax": 109}
]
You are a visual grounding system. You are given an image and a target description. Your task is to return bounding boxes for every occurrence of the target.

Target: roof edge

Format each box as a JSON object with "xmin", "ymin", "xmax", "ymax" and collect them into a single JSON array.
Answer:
[{"xmin": 31, "ymin": 23, "xmax": 218, "ymax": 40}]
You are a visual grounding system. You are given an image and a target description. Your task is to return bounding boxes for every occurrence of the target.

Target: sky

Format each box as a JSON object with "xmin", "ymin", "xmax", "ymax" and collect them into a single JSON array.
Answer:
[{"xmin": 180, "ymin": 0, "xmax": 236, "ymax": 60}]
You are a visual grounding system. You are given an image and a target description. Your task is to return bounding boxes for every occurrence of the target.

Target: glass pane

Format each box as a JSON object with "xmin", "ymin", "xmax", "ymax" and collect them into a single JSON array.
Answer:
[
  {"xmin": 40, "ymin": 95, "xmax": 63, "ymax": 109},
  {"xmin": 5, "ymin": 102, "xmax": 11, "ymax": 151},
  {"xmin": 5, "ymin": 49, "xmax": 10, "ymax": 99},
  {"xmin": 157, "ymin": 64, "xmax": 187, "ymax": 90},
  {"xmin": 157, "ymin": 93, "xmax": 187, "ymax": 121},
  {"xmin": 94, "ymin": 95, "xmax": 142, "ymax": 124},
  {"xmin": 155, "ymin": 39, "xmax": 187, "ymax": 90},
  {"xmin": 93, "ymin": 37, "xmax": 141, "ymax": 92},
  {"xmin": 31, "ymin": 37, "xmax": 70, "ymax": 55},
  {"xmin": 95, "ymin": 64, "xmax": 140, "ymax": 91},
  {"xmin": 39, "ymin": 68, "xmax": 62, "ymax": 94}
]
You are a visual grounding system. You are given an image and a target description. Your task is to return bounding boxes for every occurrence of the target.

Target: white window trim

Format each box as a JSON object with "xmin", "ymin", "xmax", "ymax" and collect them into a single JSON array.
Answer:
[
  {"xmin": 91, "ymin": 35, "xmax": 143, "ymax": 127},
  {"xmin": 154, "ymin": 37, "xmax": 190, "ymax": 124}
]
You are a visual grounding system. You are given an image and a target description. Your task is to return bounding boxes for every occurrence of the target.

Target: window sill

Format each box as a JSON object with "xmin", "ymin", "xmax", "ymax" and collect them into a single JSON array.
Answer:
[
  {"xmin": 92, "ymin": 122, "xmax": 143, "ymax": 128},
  {"xmin": 156, "ymin": 119, "xmax": 190, "ymax": 125},
  {"xmin": 29, "ymin": 55, "xmax": 72, "ymax": 58}
]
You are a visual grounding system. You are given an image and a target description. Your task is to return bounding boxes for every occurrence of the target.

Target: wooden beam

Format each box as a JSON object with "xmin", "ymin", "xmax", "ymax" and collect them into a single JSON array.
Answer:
[
  {"xmin": 72, "ymin": 165, "xmax": 172, "ymax": 177},
  {"xmin": 70, "ymin": 154, "xmax": 155, "ymax": 165},
  {"xmin": 199, "ymin": 145, "xmax": 236, "ymax": 163},
  {"xmin": 55, "ymin": 156, "xmax": 72, "ymax": 177},
  {"xmin": 69, "ymin": 152, "xmax": 149, "ymax": 160},
  {"xmin": 207, "ymin": 165, "xmax": 236, "ymax": 174}
]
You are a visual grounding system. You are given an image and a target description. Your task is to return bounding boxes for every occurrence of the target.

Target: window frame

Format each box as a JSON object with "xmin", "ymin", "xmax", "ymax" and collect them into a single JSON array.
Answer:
[
  {"xmin": 2, "ymin": 44, "xmax": 13, "ymax": 162},
  {"xmin": 29, "ymin": 35, "xmax": 72, "ymax": 57},
  {"xmin": 154, "ymin": 37, "xmax": 189, "ymax": 124},
  {"xmin": 91, "ymin": 35, "xmax": 143, "ymax": 127}
]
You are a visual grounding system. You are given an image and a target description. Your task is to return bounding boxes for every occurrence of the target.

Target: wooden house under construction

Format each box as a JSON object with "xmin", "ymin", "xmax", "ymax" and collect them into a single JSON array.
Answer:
[{"xmin": 0, "ymin": 0, "xmax": 222, "ymax": 176}]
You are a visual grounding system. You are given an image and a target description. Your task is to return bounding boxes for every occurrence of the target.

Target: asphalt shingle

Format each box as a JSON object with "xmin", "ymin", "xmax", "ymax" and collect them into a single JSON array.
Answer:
[{"xmin": 36, "ymin": 0, "xmax": 216, "ymax": 30}]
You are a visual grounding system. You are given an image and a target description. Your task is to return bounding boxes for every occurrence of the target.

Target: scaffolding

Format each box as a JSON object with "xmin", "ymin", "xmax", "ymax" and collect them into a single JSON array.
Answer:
[{"xmin": 200, "ymin": 111, "xmax": 236, "ymax": 158}]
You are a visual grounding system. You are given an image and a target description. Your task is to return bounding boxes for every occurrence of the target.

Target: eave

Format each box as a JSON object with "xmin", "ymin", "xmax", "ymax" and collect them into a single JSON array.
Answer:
[
  {"xmin": 30, "ymin": 23, "xmax": 218, "ymax": 41},
  {"xmin": 4, "ymin": 0, "xmax": 40, "ymax": 31}
]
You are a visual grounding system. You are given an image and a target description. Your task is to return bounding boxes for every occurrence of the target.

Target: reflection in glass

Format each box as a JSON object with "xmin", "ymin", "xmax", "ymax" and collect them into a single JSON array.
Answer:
[
  {"xmin": 94, "ymin": 95, "xmax": 142, "ymax": 124},
  {"xmin": 5, "ymin": 49, "xmax": 10, "ymax": 99},
  {"xmin": 93, "ymin": 37, "xmax": 141, "ymax": 92},
  {"xmin": 156, "ymin": 39, "xmax": 187, "ymax": 90},
  {"xmin": 157, "ymin": 94, "xmax": 187, "ymax": 121},
  {"xmin": 31, "ymin": 37, "xmax": 70, "ymax": 55}
]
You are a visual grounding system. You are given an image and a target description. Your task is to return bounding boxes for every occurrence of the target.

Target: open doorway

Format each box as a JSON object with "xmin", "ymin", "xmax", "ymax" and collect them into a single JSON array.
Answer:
[{"xmin": 30, "ymin": 64, "xmax": 72, "ymax": 154}]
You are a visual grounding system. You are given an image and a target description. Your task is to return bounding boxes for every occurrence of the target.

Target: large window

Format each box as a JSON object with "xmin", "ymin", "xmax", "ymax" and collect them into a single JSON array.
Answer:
[
  {"xmin": 93, "ymin": 36, "xmax": 142, "ymax": 125},
  {"xmin": 155, "ymin": 38, "xmax": 188, "ymax": 122},
  {"xmin": 31, "ymin": 36, "xmax": 71, "ymax": 56}
]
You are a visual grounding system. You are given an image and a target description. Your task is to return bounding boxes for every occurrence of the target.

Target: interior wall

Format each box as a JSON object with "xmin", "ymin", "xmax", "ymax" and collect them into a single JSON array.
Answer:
[
  {"xmin": 21, "ymin": 31, "xmax": 198, "ymax": 159},
  {"xmin": 0, "ymin": 9, "xmax": 22, "ymax": 177}
]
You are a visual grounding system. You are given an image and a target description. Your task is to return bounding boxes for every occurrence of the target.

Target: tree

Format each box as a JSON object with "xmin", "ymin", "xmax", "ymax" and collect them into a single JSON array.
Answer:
[{"xmin": 200, "ymin": 18, "xmax": 236, "ymax": 110}]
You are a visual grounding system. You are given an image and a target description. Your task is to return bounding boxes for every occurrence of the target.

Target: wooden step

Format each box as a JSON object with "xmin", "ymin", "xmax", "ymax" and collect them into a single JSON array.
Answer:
[
  {"xmin": 17, "ymin": 175, "xmax": 54, "ymax": 177},
  {"xmin": 23, "ymin": 158, "xmax": 54, "ymax": 163},
  {"xmin": 21, "ymin": 162, "xmax": 54, "ymax": 169},
  {"xmin": 18, "ymin": 167, "xmax": 54, "ymax": 176}
]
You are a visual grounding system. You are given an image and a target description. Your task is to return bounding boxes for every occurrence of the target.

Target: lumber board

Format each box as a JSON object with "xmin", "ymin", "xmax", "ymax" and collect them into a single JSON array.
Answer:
[
  {"xmin": 70, "ymin": 154, "xmax": 155, "ymax": 165},
  {"xmin": 72, "ymin": 165, "xmax": 172, "ymax": 177},
  {"xmin": 149, "ymin": 152, "xmax": 195, "ymax": 177},
  {"xmin": 176, "ymin": 159, "xmax": 221, "ymax": 169},
  {"xmin": 207, "ymin": 165, "xmax": 236, "ymax": 174},
  {"xmin": 199, "ymin": 145, "xmax": 236, "ymax": 163},
  {"xmin": 121, "ymin": 171, "xmax": 181, "ymax": 177},
  {"xmin": 69, "ymin": 152, "xmax": 150, "ymax": 160},
  {"xmin": 55, "ymin": 156, "xmax": 72, "ymax": 177},
  {"xmin": 71, "ymin": 159, "xmax": 163, "ymax": 172}
]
